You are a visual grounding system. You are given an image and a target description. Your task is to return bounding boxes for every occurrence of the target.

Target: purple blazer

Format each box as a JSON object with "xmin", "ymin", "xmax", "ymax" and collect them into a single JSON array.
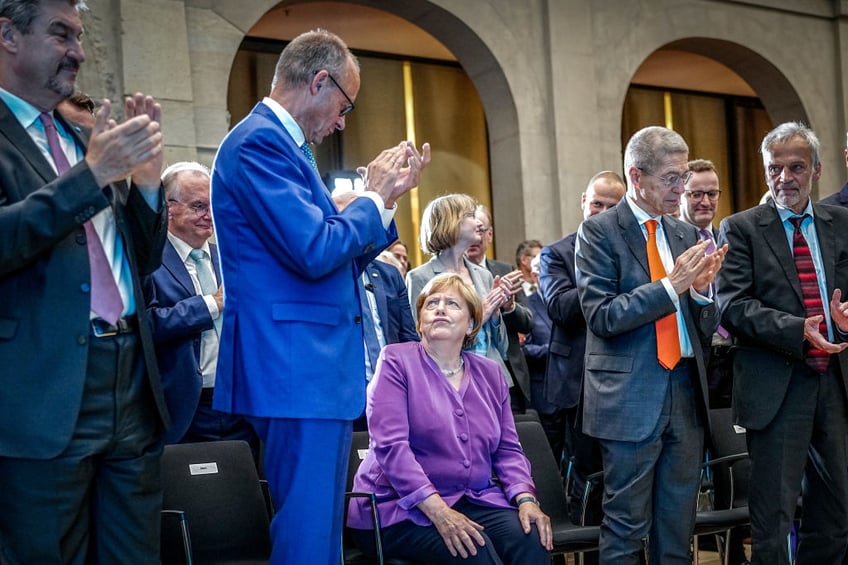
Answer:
[{"xmin": 347, "ymin": 342, "xmax": 537, "ymax": 529}]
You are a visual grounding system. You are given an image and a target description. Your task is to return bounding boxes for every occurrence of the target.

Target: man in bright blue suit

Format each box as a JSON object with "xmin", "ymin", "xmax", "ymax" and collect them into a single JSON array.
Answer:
[
  {"xmin": 211, "ymin": 29, "xmax": 430, "ymax": 565},
  {"xmin": 144, "ymin": 162, "xmax": 257, "ymax": 455}
]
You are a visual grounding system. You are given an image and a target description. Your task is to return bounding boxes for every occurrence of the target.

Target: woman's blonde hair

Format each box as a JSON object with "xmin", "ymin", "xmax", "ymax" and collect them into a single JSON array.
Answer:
[
  {"xmin": 418, "ymin": 194, "xmax": 477, "ymax": 255},
  {"xmin": 415, "ymin": 273, "xmax": 482, "ymax": 349}
]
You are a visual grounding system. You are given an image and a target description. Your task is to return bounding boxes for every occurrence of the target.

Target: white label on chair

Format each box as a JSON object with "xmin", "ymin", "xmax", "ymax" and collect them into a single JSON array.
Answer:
[
  {"xmin": 188, "ymin": 462, "xmax": 219, "ymax": 475},
  {"xmin": 733, "ymin": 425, "xmax": 747, "ymax": 434},
  {"xmin": 357, "ymin": 449, "xmax": 368, "ymax": 460}
]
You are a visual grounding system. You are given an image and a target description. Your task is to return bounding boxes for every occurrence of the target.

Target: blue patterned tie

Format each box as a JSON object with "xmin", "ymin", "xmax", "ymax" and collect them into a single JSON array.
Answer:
[
  {"xmin": 189, "ymin": 249, "xmax": 222, "ymax": 336},
  {"xmin": 300, "ymin": 143, "xmax": 318, "ymax": 171}
]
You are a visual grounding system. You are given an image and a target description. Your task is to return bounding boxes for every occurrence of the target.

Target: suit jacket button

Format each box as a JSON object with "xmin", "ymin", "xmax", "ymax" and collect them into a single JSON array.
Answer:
[
  {"xmin": 77, "ymin": 335, "xmax": 87, "ymax": 345},
  {"xmin": 363, "ymin": 243, "xmax": 374, "ymax": 253},
  {"xmin": 355, "ymin": 315, "xmax": 362, "ymax": 323},
  {"xmin": 80, "ymin": 283, "xmax": 90, "ymax": 293},
  {"xmin": 76, "ymin": 233, "xmax": 86, "ymax": 244}
]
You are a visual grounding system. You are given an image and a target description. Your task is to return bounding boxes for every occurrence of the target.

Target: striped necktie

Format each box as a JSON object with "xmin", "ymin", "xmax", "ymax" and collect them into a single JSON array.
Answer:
[{"xmin": 789, "ymin": 215, "xmax": 830, "ymax": 373}]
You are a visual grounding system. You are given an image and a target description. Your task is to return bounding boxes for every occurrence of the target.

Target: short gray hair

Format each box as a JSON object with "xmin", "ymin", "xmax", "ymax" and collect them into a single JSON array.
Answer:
[
  {"xmin": 623, "ymin": 126, "xmax": 688, "ymax": 186},
  {"xmin": 162, "ymin": 161, "xmax": 210, "ymax": 199},
  {"xmin": 271, "ymin": 29, "xmax": 358, "ymax": 92},
  {"xmin": 0, "ymin": 0, "xmax": 86, "ymax": 34},
  {"xmin": 760, "ymin": 122, "xmax": 820, "ymax": 169}
]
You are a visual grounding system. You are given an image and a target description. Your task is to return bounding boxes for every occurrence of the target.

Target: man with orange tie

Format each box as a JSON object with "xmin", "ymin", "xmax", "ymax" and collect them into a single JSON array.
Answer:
[
  {"xmin": 575, "ymin": 126, "xmax": 725, "ymax": 564},
  {"xmin": 0, "ymin": 0, "xmax": 168, "ymax": 562},
  {"xmin": 718, "ymin": 122, "xmax": 848, "ymax": 565}
]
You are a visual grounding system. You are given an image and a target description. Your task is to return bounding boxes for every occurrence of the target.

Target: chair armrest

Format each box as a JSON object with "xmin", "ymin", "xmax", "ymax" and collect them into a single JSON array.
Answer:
[
  {"xmin": 702, "ymin": 452, "xmax": 749, "ymax": 468},
  {"xmin": 344, "ymin": 491, "xmax": 385, "ymax": 564},
  {"xmin": 581, "ymin": 470, "xmax": 605, "ymax": 525},
  {"xmin": 161, "ymin": 509, "xmax": 193, "ymax": 565}
]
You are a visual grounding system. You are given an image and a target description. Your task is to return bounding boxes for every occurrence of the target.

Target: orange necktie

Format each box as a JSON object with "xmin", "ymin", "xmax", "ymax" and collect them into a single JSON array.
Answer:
[{"xmin": 645, "ymin": 219, "xmax": 681, "ymax": 370}]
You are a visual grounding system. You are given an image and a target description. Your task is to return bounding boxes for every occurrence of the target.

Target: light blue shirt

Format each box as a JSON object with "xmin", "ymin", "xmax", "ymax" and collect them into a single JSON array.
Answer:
[
  {"xmin": 625, "ymin": 196, "xmax": 702, "ymax": 358},
  {"xmin": 774, "ymin": 199, "xmax": 834, "ymax": 341},
  {"xmin": 0, "ymin": 87, "xmax": 141, "ymax": 317}
]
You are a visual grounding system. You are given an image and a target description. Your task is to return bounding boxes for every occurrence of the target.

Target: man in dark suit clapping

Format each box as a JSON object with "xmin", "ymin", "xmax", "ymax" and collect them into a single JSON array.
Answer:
[
  {"xmin": 718, "ymin": 122, "xmax": 848, "ymax": 564},
  {"xmin": 0, "ymin": 1, "xmax": 168, "ymax": 561}
]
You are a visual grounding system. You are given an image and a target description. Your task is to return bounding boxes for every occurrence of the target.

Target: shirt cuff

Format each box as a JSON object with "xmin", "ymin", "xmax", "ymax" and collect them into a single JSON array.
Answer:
[
  {"xmin": 202, "ymin": 295, "xmax": 220, "ymax": 319},
  {"xmin": 138, "ymin": 185, "xmax": 163, "ymax": 211},
  {"xmin": 358, "ymin": 191, "xmax": 397, "ymax": 229},
  {"xmin": 689, "ymin": 286, "xmax": 713, "ymax": 305},
  {"xmin": 660, "ymin": 278, "xmax": 680, "ymax": 307}
]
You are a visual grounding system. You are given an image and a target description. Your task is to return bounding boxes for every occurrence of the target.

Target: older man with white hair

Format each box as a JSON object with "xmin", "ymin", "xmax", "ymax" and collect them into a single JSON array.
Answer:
[{"xmin": 144, "ymin": 161, "xmax": 258, "ymax": 454}]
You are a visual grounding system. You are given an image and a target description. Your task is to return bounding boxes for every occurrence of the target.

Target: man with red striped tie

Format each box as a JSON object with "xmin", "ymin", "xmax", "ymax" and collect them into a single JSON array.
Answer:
[{"xmin": 718, "ymin": 122, "xmax": 848, "ymax": 565}]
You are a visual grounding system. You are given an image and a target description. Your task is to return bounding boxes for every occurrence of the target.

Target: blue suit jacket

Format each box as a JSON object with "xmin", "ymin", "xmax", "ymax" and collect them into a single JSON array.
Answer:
[
  {"xmin": 522, "ymin": 291, "xmax": 557, "ymax": 414},
  {"xmin": 362, "ymin": 260, "xmax": 418, "ymax": 345},
  {"xmin": 538, "ymin": 233, "xmax": 586, "ymax": 410},
  {"xmin": 819, "ymin": 182, "xmax": 848, "ymax": 208},
  {"xmin": 576, "ymin": 201, "xmax": 716, "ymax": 442},
  {"xmin": 211, "ymin": 102, "xmax": 396, "ymax": 419},
  {"xmin": 144, "ymin": 240, "xmax": 220, "ymax": 443}
]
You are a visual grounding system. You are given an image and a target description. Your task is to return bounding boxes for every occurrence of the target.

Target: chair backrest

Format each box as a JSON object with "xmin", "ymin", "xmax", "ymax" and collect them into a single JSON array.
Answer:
[
  {"xmin": 515, "ymin": 420, "xmax": 569, "ymax": 524},
  {"xmin": 708, "ymin": 408, "xmax": 750, "ymax": 508},
  {"xmin": 161, "ymin": 440, "xmax": 271, "ymax": 563},
  {"xmin": 348, "ymin": 431, "xmax": 370, "ymax": 491}
]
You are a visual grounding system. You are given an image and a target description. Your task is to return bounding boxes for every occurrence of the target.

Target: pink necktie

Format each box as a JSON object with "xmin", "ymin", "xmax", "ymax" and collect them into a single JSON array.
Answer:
[{"xmin": 40, "ymin": 112, "xmax": 123, "ymax": 324}]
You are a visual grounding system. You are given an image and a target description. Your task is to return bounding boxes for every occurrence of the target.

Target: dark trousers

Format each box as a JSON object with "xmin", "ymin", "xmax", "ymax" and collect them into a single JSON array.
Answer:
[
  {"xmin": 249, "ymin": 416, "xmax": 352, "ymax": 565},
  {"xmin": 597, "ymin": 363, "xmax": 704, "ymax": 565},
  {"xmin": 0, "ymin": 332, "xmax": 163, "ymax": 564},
  {"xmin": 181, "ymin": 389, "xmax": 260, "ymax": 464},
  {"xmin": 747, "ymin": 361, "xmax": 848, "ymax": 565},
  {"xmin": 350, "ymin": 497, "xmax": 550, "ymax": 564}
]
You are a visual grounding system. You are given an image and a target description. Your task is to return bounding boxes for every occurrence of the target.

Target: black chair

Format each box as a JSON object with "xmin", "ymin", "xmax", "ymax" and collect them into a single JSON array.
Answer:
[
  {"xmin": 342, "ymin": 431, "xmax": 417, "ymax": 565},
  {"xmin": 160, "ymin": 440, "xmax": 271, "ymax": 565},
  {"xmin": 515, "ymin": 420, "xmax": 600, "ymax": 561},
  {"xmin": 692, "ymin": 408, "xmax": 751, "ymax": 565}
]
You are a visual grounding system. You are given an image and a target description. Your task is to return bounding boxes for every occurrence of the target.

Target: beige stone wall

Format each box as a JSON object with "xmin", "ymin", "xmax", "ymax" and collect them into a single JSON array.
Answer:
[{"xmin": 75, "ymin": 0, "xmax": 848, "ymax": 258}]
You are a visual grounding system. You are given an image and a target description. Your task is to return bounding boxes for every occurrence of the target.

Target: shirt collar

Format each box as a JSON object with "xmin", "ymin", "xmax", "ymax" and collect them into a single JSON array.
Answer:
[
  {"xmin": 625, "ymin": 194, "xmax": 663, "ymax": 227},
  {"xmin": 0, "ymin": 86, "xmax": 46, "ymax": 130},
  {"xmin": 168, "ymin": 231, "xmax": 211, "ymax": 263},
  {"xmin": 261, "ymin": 96, "xmax": 306, "ymax": 147},
  {"xmin": 774, "ymin": 197, "xmax": 814, "ymax": 224}
]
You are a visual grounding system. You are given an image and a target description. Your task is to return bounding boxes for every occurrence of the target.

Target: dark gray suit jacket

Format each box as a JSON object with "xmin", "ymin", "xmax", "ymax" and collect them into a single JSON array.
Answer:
[
  {"xmin": 0, "ymin": 100, "xmax": 169, "ymax": 458},
  {"xmin": 576, "ymin": 200, "xmax": 716, "ymax": 442},
  {"xmin": 718, "ymin": 201, "xmax": 848, "ymax": 430},
  {"xmin": 484, "ymin": 259, "xmax": 534, "ymax": 400}
]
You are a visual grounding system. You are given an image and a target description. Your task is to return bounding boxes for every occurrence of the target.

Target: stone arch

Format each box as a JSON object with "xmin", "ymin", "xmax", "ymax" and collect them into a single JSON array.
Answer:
[
  {"xmin": 662, "ymin": 38, "xmax": 808, "ymax": 126},
  {"xmin": 187, "ymin": 0, "xmax": 523, "ymax": 253}
]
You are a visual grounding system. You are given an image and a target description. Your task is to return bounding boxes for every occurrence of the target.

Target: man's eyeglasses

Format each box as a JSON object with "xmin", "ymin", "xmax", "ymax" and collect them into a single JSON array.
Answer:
[
  {"xmin": 638, "ymin": 168, "xmax": 693, "ymax": 188},
  {"xmin": 684, "ymin": 190, "xmax": 722, "ymax": 202},
  {"xmin": 168, "ymin": 199, "xmax": 210, "ymax": 217},
  {"xmin": 326, "ymin": 73, "xmax": 355, "ymax": 117}
]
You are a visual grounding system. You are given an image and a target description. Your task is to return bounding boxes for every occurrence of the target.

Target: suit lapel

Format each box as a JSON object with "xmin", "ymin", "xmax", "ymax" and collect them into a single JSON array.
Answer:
[
  {"xmin": 662, "ymin": 216, "xmax": 689, "ymax": 260},
  {"xmin": 210, "ymin": 243, "xmax": 222, "ymax": 286},
  {"xmin": 760, "ymin": 204, "xmax": 804, "ymax": 305},
  {"xmin": 0, "ymin": 100, "xmax": 58, "ymax": 185},
  {"xmin": 616, "ymin": 203, "xmax": 651, "ymax": 280},
  {"xmin": 812, "ymin": 204, "xmax": 837, "ymax": 299},
  {"xmin": 162, "ymin": 241, "xmax": 195, "ymax": 296},
  {"xmin": 365, "ymin": 265, "xmax": 390, "ymax": 328}
]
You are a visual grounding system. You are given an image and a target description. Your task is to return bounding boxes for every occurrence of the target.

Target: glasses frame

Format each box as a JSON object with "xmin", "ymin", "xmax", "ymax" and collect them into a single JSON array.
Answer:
[
  {"xmin": 638, "ymin": 167, "xmax": 693, "ymax": 188},
  {"xmin": 326, "ymin": 72, "xmax": 355, "ymax": 117},
  {"xmin": 684, "ymin": 190, "xmax": 722, "ymax": 202},
  {"xmin": 167, "ymin": 198, "xmax": 211, "ymax": 217}
]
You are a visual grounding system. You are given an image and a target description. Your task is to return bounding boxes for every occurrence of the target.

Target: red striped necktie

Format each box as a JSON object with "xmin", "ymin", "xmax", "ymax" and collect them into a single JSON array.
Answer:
[{"xmin": 789, "ymin": 215, "xmax": 830, "ymax": 373}]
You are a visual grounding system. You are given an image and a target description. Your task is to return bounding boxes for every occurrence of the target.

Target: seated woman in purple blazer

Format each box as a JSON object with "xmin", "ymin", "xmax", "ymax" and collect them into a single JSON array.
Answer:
[{"xmin": 347, "ymin": 273, "xmax": 552, "ymax": 564}]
